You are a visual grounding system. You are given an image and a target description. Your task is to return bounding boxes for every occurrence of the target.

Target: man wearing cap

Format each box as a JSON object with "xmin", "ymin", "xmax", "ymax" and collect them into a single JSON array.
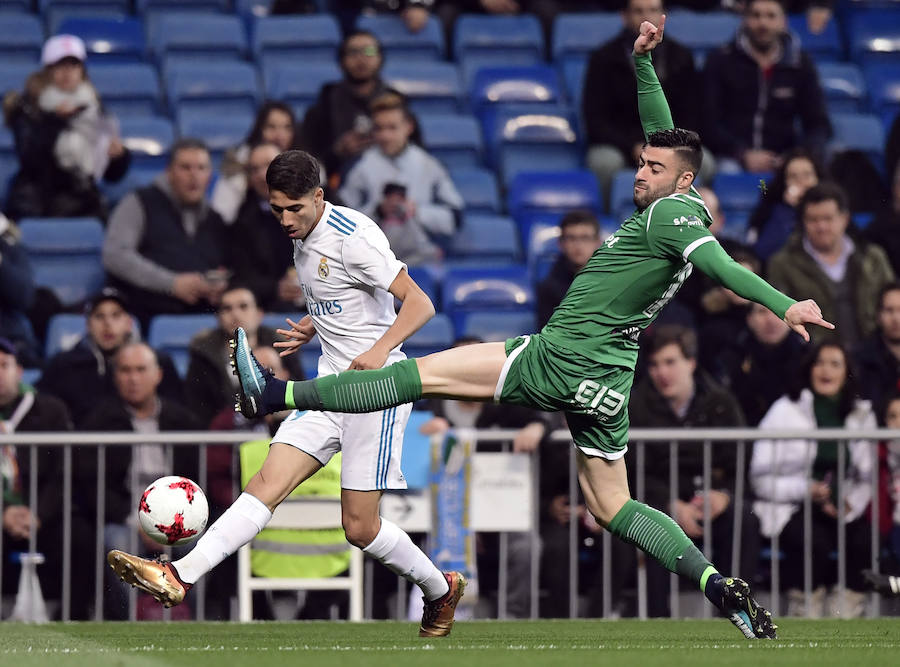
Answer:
[
  {"xmin": 37, "ymin": 288, "xmax": 183, "ymax": 428},
  {"xmin": 4, "ymin": 34, "xmax": 129, "ymax": 220},
  {"xmin": 0, "ymin": 337, "xmax": 79, "ymax": 616}
]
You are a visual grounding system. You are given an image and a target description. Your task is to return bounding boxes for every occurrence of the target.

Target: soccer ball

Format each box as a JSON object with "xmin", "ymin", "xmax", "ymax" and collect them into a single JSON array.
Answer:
[{"xmin": 138, "ymin": 476, "xmax": 209, "ymax": 546}]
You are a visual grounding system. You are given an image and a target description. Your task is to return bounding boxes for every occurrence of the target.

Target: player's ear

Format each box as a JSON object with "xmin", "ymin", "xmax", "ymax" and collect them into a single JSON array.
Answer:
[{"xmin": 677, "ymin": 170, "xmax": 695, "ymax": 190}]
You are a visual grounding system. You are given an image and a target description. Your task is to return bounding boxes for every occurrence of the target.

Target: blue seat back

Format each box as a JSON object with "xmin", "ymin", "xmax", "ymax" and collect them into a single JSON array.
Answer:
[
  {"xmin": 830, "ymin": 111, "xmax": 886, "ymax": 163},
  {"xmin": 449, "ymin": 214, "xmax": 521, "ymax": 263},
  {"xmin": 119, "ymin": 115, "xmax": 174, "ymax": 168},
  {"xmin": 552, "ymin": 13, "xmax": 621, "ymax": 66},
  {"xmin": 45, "ymin": 313, "xmax": 87, "ymax": 358},
  {"xmin": 90, "ymin": 63, "xmax": 162, "ymax": 117},
  {"xmin": 167, "ymin": 61, "xmax": 260, "ymax": 116},
  {"xmin": 0, "ymin": 62, "xmax": 34, "ymax": 96},
  {"xmin": 403, "ymin": 313, "xmax": 454, "ymax": 357},
  {"xmin": 151, "ymin": 13, "xmax": 246, "ymax": 63},
  {"xmin": 147, "ymin": 314, "xmax": 218, "ymax": 357},
  {"xmin": 610, "ymin": 169, "xmax": 637, "ymax": 220},
  {"xmin": 33, "ymin": 261, "xmax": 106, "ymax": 306},
  {"xmin": 448, "ymin": 166, "xmax": 500, "ymax": 213},
  {"xmin": 816, "ymin": 62, "xmax": 866, "ymax": 112},
  {"xmin": 264, "ymin": 61, "xmax": 341, "ymax": 111},
  {"xmin": 848, "ymin": 9, "xmax": 900, "ymax": 65},
  {"xmin": 19, "ymin": 217, "xmax": 104, "ymax": 258},
  {"xmin": 788, "ymin": 13, "xmax": 843, "ymax": 61},
  {"xmin": 177, "ymin": 108, "xmax": 255, "ymax": 165},
  {"xmin": 526, "ymin": 220, "xmax": 561, "ymax": 265},
  {"xmin": 507, "ymin": 170, "xmax": 601, "ymax": 216},
  {"xmin": 470, "ymin": 65, "xmax": 563, "ymax": 111},
  {"xmin": 0, "ymin": 13, "xmax": 44, "ymax": 62},
  {"xmin": 665, "ymin": 10, "xmax": 741, "ymax": 65},
  {"xmin": 453, "ymin": 14, "xmax": 543, "ymax": 62},
  {"xmin": 57, "ymin": 16, "xmax": 145, "ymax": 62},
  {"xmin": 418, "ymin": 113, "xmax": 483, "ymax": 169},
  {"xmin": 253, "ymin": 15, "xmax": 341, "ymax": 64},
  {"xmin": 383, "ymin": 62, "xmax": 462, "ymax": 114},
  {"xmin": 442, "ymin": 265, "xmax": 534, "ymax": 332},
  {"xmin": 461, "ymin": 310, "xmax": 536, "ymax": 342},
  {"xmin": 714, "ymin": 172, "xmax": 769, "ymax": 211},
  {"xmin": 357, "ymin": 14, "xmax": 444, "ymax": 61},
  {"xmin": 864, "ymin": 62, "xmax": 900, "ymax": 118}
]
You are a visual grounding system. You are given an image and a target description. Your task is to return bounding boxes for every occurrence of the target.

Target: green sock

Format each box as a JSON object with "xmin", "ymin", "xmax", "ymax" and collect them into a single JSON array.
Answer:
[
  {"xmin": 283, "ymin": 359, "xmax": 423, "ymax": 413},
  {"xmin": 607, "ymin": 499, "xmax": 717, "ymax": 591}
]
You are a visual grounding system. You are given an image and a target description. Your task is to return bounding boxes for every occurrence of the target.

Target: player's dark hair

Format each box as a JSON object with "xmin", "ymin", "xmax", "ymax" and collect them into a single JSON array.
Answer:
[
  {"xmin": 646, "ymin": 324, "xmax": 698, "ymax": 361},
  {"xmin": 789, "ymin": 340, "xmax": 858, "ymax": 419},
  {"xmin": 168, "ymin": 138, "xmax": 209, "ymax": 166},
  {"xmin": 245, "ymin": 100, "xmax": 297, "ymax": 148},
  {"xmin": 646, "ymin": 128, "xmax": 703, "ymax": 179},
  {"xmin": 559, "ymin": 210, "xmax": 600, "ymax": 235},
  {"xmin": 266, "ymin": 149, "xmax": 322, "ymax": 199},
  {"xmin": 339, "ymin": 29, "xmax": 383, "ymax": 60},
  {"xmin": 798, "ymin": 181, "xmax": 849, "ymax": 219},
  {"xmin": 878, "ymin": 281, "xmax": 900, "ymax": 311}
]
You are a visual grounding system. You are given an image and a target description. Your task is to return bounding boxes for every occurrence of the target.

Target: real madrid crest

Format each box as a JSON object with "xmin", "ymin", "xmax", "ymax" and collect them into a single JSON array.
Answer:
[{"xmin": 317, "ymin": 257, "xmax": 329, "ymax": 279}]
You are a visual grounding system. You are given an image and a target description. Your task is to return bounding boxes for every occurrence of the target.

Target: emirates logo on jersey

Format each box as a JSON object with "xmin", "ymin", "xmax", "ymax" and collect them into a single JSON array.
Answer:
[{"xmin": 318, "ymin": 257, "xmax": 329, "ymax": 279}]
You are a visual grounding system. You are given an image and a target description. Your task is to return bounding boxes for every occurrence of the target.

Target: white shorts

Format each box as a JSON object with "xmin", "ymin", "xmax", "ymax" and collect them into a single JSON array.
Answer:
[{"xmin": 271, "ymin": 405, "xmax": 412, "ymax": 491}]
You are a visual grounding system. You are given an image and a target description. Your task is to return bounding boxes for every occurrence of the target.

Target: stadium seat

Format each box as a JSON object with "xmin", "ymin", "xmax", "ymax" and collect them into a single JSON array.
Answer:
[
  {"xmin": 418, "ymin": 113, "xmax": 483, "ymax": 169},
  {"xmin": 19, "ymin": 217, "xmax": 104, "ymax": 258},
  {"xmin": 714, "ymin": 171, "xmax": 769, "ymax": 213},
  {"xmin": 561, "ymin": 58, "xmax": 587, "ymax": 121},
  {"xmin": 829, "ymin": 111, "xmax": 886, "ymax": 165},
  {"xmin": 552, "ymin": 13, "xmax": 621, "ymax": 66},
  {"xmin": 470, "ymin": 65, "xmax": 563, "ymax": 112},
  {"xmin": 610, "ymin": 169, "xmax": 636, "ymax": 219},
  {"xmin": 816, "ymin": 62, "xmax": 866, "ymax": 113},
  {"xmin": 44, "ymin": 313, "xmax": 87, "ymax": 357},
  {"xmin": 137, "ymin": 0, "xmax": 230, "ymax": 12},
  {"xmin": 404, "ymin": 266, "xmax": 440, "ymax": 310},
  {"xmin": 449, "ymin": 214, "xmax": 521, "ymax": 263},
  {"xmin": 461, "ymin": 310, "xmax": 537, "ymax": 342},
  {"xmin": 150, "ymin": 13, "xmax": 247, "ymax": 63},
  {"xmin": 664, "ymin": 10, "xmax": 741, "ymax": 65},
  {"xmin": 0, "ymin": 12, "xmax": 44, "ymax": 63},
  {"xmin": 0, "ymin": 154, "xmax": 17, "ymax": 208},
  {"xmin": 863, "ymin": 62, "xmax": 900, "ymax": 119},
  {"xmin": 788, "ymin": 13, "xmax": 843, "ymax": 61},
  {"xmin": 460, "ymin": 52, "xmax": 542, "ymax": 91},
  {"xmin": 253, "ymin": 15, "xmax": 341, "ymax": 67},
  {"xmin": 56, "ymin": 16, "xmax": 145, "ymax": 62},
  {"xmin": 515, "ymin": 209, "xmax": 564, "ymax": 252},
  {"xmin": 118, "ymin": 115, "xmax": 174, "ymax": 168},
  {"xmin": 46, "ymin": 7, "xmax": 129, "ymax": 36},
  {"xmin": 357, "ymin": 14, "xmax": 444, "ymax": 61},
  {"xmin": 403, "ymin": 313, "xmax": 454, "ymax": 357},
  {"xmin": 453, "ymin": 14, "xmax": 544, "ymax": 63},
  {"xmin": 0, "ymin": 62, "xmax": 34, "ymax": 96},
  {"xmin": 167, "ymin": 61, "xmax": 260, "ymax": 117},
  {"xmin": 383, "ymin": 62, "xmax": 462, "ymax": 115},
  {"xmin": 235, "ymin": 0, "xmax": 271, "ymax": 19},
  {"xmin": 448, "ymin": 166, "xmax": 500, "ymax": 213},
  {"xmin": 90, "ymin": 63, "xmax": 162, "ymax": 117},
  {"xmin": 100, "ymin": 163, "xmax": 159, "ymax": 205},
  {"xmin": 147, "ymin": 314, "xmax": 217, "ymax": 360},
  {"xmin": 848, "ymin": 9, "xmax": 900, "ymax": 65},
  {"xmin": 0, "ymin": 126, "xmax": 12, "ymax": 157},
  {"xmin": 506, "ymin": 170, "xmax": 601, "ymax": 216},
  {"xmin": 442, "ymin": 265, "xmax": 534, "ymax": 332},
  {"xmin": 526, "ymin": 220, "xmax": 561, "ymax": 265},
  {"xmin": 32, "ymin": 261, "xmax": 106, "ymax": 307},
  {"xmin": 176, "ymin": 108, "xmax": 255, "ymax": 165},
  {"xmin": 264, "ymin": 61, "xmax": 341, "ymax": 116},
  {"xmin": 4, "ymin": 0, "xmax": 34, "ymax": 11}
]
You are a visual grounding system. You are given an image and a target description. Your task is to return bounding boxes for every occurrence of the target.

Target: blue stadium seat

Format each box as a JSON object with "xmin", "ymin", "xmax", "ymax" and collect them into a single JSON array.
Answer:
[
  {"xmin": 461, "ymin": 310, "xmax": 536, "ymax": 342},
  {"xmin": 100, "ymin": 163, "xmax": 159, "ymax": 205},
  {"xmin": 788, "ymin": 13, "xmax": 843, "ymax": 61},
  {"xmin": 32, "ymin": 261, "xmax": 105, "ymax": 306},
  {"xmin": 403, "ymin": 313, "xmax": 454, "ymax": 357},
  {"xmin": 816, "ymin": 62, "xmax": 866, "ymax": 112},
  {"xmin": 44, "ymin": 313, "xmax": 87, "ymax": 357},
  {"xmin": 863, "ymin": 62, "xmax": 900, "ymax": 119},
  {"xmin": 460, "ymin": 52, "xmax": 542, "ymax": 91},
  {"xmin": 383, "ymin": 62, "xmax": 462, "ymax": 114},
  {"xmin": 150, "ymin": 13, "xmax": 247, "ymax": 63},
  {"xmin": 848, "ymin": 9, "xmax": 900, "ymax": 65},
  {"xmin": 3, "ymin": 0, "xmax": 34, "ymax": 11},
  {"xmin": 235, "ymin": 0, "xmax": 271, "ymax": 19},
  {"xmin": 830, "ymin": 111, "xmax": 886, "ymax": 165},
  {"xmin": 714, "ymin": 172, "xmax": 769, "ymax": 212},
  {"xmin": 0, "ymin": 126, "xmax": 13, "ymax": 158},
  {"xmin": 552, "ymin": 13, "xmax": 621, "ymax": 66},
  {"xmin": 45, "ymin": 7, "xmax": 128, "ymax": 36},
  {"xmin": 405, "ymin": 266, "xmax": 440, "ymax": 310},
  {"xmin": 507, "ymin": 170, "xmax": 601, "ymax": 216},
  {"xmin": 118, "ymin": 115, "xmax": 174, "ymax": 168},
  {"xmin": 470, "ymin": 65, "xmax": 563, "ymax": 111},
  {"xmin": 90, "ymin": 63, "xmax": 162, "ymax": 117},
  {"xmin": 137, "ymin": 0, "xmax": 230, "ymax": 12},
  {"xmin": 0, "ymin": 12, "xmax": 44, "ymax": 63},
  {"xmin": 515, "ymin": 209, "xmax": 564, "ymax": 252},
  {"xmin": 177, "ymin": 108, "xmax": 255, "ymax": 165},
  {"xmin": 357, "ymin": 13, "xmax": 444, "ymax": 61},
  {"xmin": 448, "ymin": 166, "xmax": 500, "ymax": 213},
  {"xmin": 253, "ymin": 15, "xmax": 341, "ymax": 67},
  {"xmin": 453, "ymin": 14, "xmax": 543, "ymax": 63},
  {"xmin": 442, "ymin": 265, "xmax": 534, "ymax": 333},
  {"xmin": 561, "ymin": 58, "xmax": 587, "ymax": 120},
  {"xmin": 500, "ymin": 145, "xmax": 582, "ymax": 187},
  {"xmin": 449, "ymin": 214, "xmax": 521, "ymax": 263},
  {"xmin": 610, "ymin": 169, "xmax": 636, "ymax": 219},
  {"xmin": 664, "ymin": 10, "xmax": 741, "ymax": 65},
  {"xmin": 40, "ymin": 0, "xmax": 131, "ymax": 10},
  {"xmin": 56, "ymin": 16, "xmax": 145, "ymax": 62},
  {"xmin": 418, "ymin": 113, "xmax": 483, "ymax": 169},
  {"xmin": 0, "ymin": 62, "xmax": 34, "ymax": 95},
  {"xmin": 167, "ymin": 61, "xmax": 260, "ymax": 117},
  {"xmin": 0, "ymin": 154, "xmax": 18, "ymax": 208},
  {"xmin": 19, "ymin": 217, "xmax": 104, "ymax": 258},
  {"xmin": 264, "ymin": 61, "xmax": 340, "ymax": 117},
  {"xmin": 147, "ymin": 314, "xmax": 218, "ymax": 360},
  {"xmin": 526, "ymin": 220, "xmax": 561, "ymax": 265}
]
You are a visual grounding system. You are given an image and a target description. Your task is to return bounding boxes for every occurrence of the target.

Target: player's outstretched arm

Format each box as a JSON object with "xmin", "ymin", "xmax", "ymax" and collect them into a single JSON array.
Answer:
[
  {"xmin": 688, "ymin": 240, "xmax": 834, "ymax": 342},
  {"xmin": 633, "ymin": 15, "xmax": 674, "ymax": 136}
]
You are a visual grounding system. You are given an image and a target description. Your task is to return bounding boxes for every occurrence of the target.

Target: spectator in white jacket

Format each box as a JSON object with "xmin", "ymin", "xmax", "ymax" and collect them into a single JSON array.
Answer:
[
  {"xmin": 338, "ymin": 92, "xmax": 463, "ymax": 265},
  {"xmin": 750, "ymin": 341, "xmax": 875, "ymax": 618}
]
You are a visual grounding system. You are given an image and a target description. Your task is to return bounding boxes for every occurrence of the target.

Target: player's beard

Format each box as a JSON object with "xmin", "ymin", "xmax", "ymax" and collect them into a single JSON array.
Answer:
[{"xmin": 633, "ymin": 177, "xmax": 679, "ymax": 211}]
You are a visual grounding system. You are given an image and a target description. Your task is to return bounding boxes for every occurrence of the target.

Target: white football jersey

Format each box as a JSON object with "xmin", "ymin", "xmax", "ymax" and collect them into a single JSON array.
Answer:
[{"xmin": 293, "ymin": 202, "xmax": 407, "ymax": 375}]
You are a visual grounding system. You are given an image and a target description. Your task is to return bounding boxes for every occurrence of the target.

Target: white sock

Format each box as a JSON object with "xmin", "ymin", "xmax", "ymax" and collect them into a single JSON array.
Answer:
[
  {"xmin": 173, "ymin": 492, "xmax": 272, "ymax": 584},
  {"xmin": 363, "ymin": 517, "xmax": 449, "ymax": 601}
]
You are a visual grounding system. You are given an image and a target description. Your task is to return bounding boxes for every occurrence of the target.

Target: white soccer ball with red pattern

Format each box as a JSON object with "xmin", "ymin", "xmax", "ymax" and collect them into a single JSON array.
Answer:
[{"xmin": 138, "ymin": 476, "xmax": 209, "ymax": 546}]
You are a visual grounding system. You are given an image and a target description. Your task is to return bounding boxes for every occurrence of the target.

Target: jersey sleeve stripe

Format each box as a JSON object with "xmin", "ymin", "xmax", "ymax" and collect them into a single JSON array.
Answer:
[
  {"xmin": 326, "ymin": 218, "xmax": 352, "ymax": 235},
  {"xmin": 328, "ymin": 214, "xmax": 355, "ymax": 233},
  {"xmin": 682, "ymin": 235, "xmax": 716, "ymax": 261},
  {"xmin": 331, "ymin": 208, "xmax": 358, "ymax": 229}
]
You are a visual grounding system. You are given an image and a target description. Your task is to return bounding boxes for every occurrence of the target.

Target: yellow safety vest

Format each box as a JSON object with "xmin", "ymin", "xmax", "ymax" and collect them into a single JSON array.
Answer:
[{"xmin": 239, "ymin": 439, "xmax": 350, "ymax": 579}]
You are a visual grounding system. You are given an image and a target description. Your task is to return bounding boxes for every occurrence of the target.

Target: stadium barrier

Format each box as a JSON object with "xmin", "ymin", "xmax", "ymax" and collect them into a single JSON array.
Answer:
[{"xmin": 0, "ymin": 428, "xmax": 895, "ymax": 622}]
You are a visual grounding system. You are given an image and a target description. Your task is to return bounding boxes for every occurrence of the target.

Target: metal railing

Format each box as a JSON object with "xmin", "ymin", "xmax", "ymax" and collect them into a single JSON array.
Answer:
[{"xmin": 1, "ymin": 427, "xmax": 897, "ymax": 621}]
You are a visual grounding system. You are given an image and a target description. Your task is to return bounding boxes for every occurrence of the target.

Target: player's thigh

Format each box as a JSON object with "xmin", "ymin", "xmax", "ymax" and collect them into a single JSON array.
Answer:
[
  {"xmin": 576, "ymin": 451, "xmax": 632, "ymax": 528},
  {"xmin": 244, "ymin": 442, "xmax": 323, "ymax": 510},
  {"xmin": 415, "ymin": 341, "xmax": 508, "ymax": 399}
]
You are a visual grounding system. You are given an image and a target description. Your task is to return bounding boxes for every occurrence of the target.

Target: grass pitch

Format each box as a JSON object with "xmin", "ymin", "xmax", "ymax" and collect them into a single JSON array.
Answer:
[{"xmin": 0, "ymin": 619, "xmax": 897, "ymax": 667}]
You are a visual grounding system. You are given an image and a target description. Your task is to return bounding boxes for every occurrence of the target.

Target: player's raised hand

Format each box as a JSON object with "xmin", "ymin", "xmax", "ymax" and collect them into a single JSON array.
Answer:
[
  {"xmin": 783, "ymin": 299, "xmax": 835, "ymax": 342},
  {"xmin": 274, "ymin": 315, "xmax": 315, "ymax": 357},
  {"xmin": 633, "ymin": 14, "xmax": 666, "ymax": 55}
]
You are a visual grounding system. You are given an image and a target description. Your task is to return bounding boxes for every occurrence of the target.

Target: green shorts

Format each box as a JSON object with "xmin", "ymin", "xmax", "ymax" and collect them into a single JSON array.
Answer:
[{"xmin": 497, "ymin": 334, "xmax": 633, "ymax": 459}]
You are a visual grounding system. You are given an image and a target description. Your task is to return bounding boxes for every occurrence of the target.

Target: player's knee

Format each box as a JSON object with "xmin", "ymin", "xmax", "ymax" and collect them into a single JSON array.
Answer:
[{"xmin": 342, "ymin": 511, "xmax": 379, "ymax": 548}]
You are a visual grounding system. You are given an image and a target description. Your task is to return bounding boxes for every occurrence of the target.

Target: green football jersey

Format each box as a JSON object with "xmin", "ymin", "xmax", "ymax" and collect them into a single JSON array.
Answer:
[{"xmin": 541, "ymin": 187, "xmax": 716, "ymax": 370}]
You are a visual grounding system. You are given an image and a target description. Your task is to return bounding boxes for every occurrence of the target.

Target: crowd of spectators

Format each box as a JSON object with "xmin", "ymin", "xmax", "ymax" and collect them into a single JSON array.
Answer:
[{"xmin": 1, "ymin": 0, "xmax": 900, "ymax": 622}]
